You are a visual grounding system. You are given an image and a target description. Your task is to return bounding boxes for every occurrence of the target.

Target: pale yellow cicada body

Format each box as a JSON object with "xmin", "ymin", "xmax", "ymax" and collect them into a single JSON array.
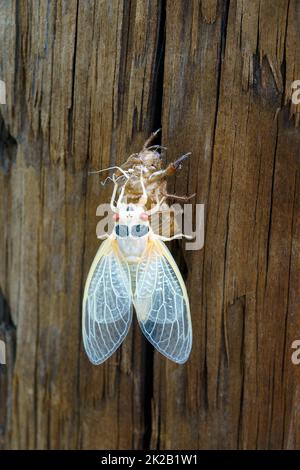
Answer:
[{"xmin": 82, "ymin": 137, "xmax": 193, "ymax": 364}]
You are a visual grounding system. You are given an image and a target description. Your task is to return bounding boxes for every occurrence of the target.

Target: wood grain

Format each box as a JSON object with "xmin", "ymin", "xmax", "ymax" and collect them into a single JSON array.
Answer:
[
  {"xmin": 154, "ymin": 0, "xmax": 300, "ymax": 450},
  {"xmin": 0, "ymin": 0, "xmax": 299, "ymax": 450}
]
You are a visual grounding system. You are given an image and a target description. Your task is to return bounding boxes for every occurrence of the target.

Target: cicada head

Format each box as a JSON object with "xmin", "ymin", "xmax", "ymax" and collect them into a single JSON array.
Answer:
[{"xmin": 113, "ymin": 203, "xmax": 150, "ymax": 262}]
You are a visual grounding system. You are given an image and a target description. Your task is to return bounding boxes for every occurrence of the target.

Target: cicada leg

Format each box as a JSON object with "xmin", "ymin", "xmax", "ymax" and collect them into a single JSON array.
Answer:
[
  {"xmin": 162, "ymin": 192, "xmax": 196, "ymax": 202},
  {"xmin": 154, "ymin": 233, "xmax": 195, "ymax": 241},
  {"xmin": 143, "ymin": 128, "xmax": 161, "ymax": 149},
  {"xmin": 97, "ymin": 233, "xmax": 111, "ymax": 240},
  {"xmin": 149, "ymin": 152, "xmax": 192, "ymax": 183},
  {"xmin": 137, "ymin": 172, "xmax": 148, "ymax": 207},
  {"xmin": 110, "ymin": 179, "xmax": 119, "ymax": 213},
  {"xmin": 146, "ymin": 191, "xmax": 166, "ymax": 215},
  {"xmin": 110, "ymin": 178, "xmax": 127, "ymax": 212}
]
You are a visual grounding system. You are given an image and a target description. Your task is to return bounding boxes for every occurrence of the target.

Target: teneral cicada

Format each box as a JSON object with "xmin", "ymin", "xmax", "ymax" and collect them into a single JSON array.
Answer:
[{"xmin": 82, "ymin": 131, "xmax": 194, "ymax": 364}]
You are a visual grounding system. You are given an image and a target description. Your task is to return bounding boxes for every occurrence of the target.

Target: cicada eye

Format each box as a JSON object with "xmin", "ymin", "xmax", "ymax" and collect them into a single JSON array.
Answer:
[
  {"xmin": 131, "ymin": 224, "xmax": 149, "ymax": 238},
  {"xmin": 140, "ymin": 212, "xmax": 149, "ymax": 221},
  {"xmin": 115, "ymin": 224, "xmax": 129, "ymax": 238}
]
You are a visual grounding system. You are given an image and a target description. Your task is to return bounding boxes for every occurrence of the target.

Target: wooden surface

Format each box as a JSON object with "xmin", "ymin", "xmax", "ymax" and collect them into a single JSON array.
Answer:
[{"xmin": 0, "ymin": 0, "xmax": 299, "ymax": 450}]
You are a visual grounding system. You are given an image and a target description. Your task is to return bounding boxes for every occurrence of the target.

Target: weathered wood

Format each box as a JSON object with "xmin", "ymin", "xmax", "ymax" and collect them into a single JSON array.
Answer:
[
  {"xmin": 0, "ymin": 0, "xmax": 299, "ymax": 450},
  {"xmin": 0, "ymin": 0, "xmax": 163, "ymax": 450},
  {"xmin": 153, "ymin": 0, "xmax": 300, "ymax": 450}
]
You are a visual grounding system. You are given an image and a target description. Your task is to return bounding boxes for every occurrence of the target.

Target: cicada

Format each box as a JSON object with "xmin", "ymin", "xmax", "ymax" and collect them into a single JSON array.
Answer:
[{"xmin": 82, "ymin": 134, "xmax": 193, "ymax": 364}]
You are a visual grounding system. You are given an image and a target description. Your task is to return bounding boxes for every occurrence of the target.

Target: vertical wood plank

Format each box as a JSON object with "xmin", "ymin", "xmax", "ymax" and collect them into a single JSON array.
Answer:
[
  {"xmin": 0, "ymin": 0, "xmax": 163, "ymax": 449},
  {"xmin": 155, "ymin": 0, "xmax": 300, "ymax": 450}
]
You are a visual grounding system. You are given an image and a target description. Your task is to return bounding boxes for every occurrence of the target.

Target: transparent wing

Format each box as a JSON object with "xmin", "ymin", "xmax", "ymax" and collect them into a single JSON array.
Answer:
[
  {"xmin": 82, "ymin": 238, "xmax": 132, "ymax": 364},
  {"xmin": 134, "ymin": 239, "xmax": 192, "ymax": 364}
]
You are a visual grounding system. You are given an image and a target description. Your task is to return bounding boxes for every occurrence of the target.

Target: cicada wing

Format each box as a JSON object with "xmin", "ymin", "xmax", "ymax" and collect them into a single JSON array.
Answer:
[
  {"xmin": 82, "ymin": 238, "xmax": 132, "ymax": 364},
  {"xmin": 134, "ymin": 239, "xmax": 192, "ymax": 364}
]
